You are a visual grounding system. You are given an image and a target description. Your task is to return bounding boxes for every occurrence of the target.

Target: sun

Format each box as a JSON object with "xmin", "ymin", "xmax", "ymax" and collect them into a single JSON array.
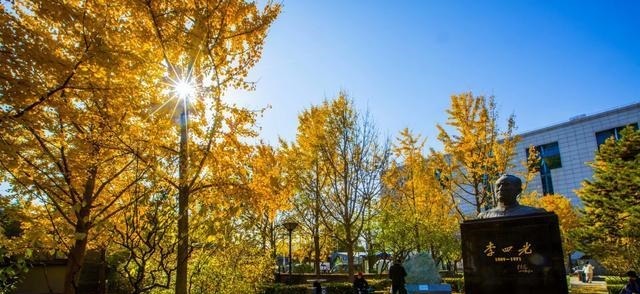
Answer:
[
  {"xmin": 149, "ymin": 64, "xmax": 204, "ymax": 119},
  {"xmin": 173, "ymin": 78, "xmax": 196, "ymax": 101}
]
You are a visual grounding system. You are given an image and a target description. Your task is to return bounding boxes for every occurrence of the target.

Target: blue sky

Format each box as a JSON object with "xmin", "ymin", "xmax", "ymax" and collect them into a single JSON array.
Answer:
[{"xmin": 229, "ymin": 1, "xmax": 640, "ymax": 149}]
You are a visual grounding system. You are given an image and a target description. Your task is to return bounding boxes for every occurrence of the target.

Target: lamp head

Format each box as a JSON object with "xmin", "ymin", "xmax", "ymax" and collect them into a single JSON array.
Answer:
[{"xmin": 283, "ymin": 221, "xmax": 298, "ymax": 232}]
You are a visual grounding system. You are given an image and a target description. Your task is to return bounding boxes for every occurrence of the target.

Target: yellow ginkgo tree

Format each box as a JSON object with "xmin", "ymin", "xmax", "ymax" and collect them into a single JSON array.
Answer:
[
  {"xmin": 381, "ymin": 129, "xmax": 460, "ymax": 265},
  {"xmin": 246, "ymin": 143, "xmax": 295, "ymax": 262},
  {"xmin": 136, "ymin": 1, "xmax": 280, "ymax": 292},
  {"xmin": 0, "ymin": 2, "xmax": 171, "ymax": 292},
  {"xmin": 0, "ymin": 1, "xmax": 280, "ymax": 293},
  {"xmin": 435, "ymin": 93, "xmax": 519, "ymax": 219},
  {"xmin": 285, "ymin": 103, "xmax": 333, "ymax": 275},
  {"xmin": 305, "ymin": 93, "xmax": 390, "ymax": 280}
]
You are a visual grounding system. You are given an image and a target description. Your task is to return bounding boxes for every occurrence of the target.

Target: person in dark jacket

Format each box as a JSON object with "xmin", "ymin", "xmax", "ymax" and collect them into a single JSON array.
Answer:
[
  {"xmin": 389, "ymin": 259, "xmax": 407, "ymax": 294},
  {"xmin": 313, "ymin": 280, "xmax": 322, "ymax": 294},
  {"xmin": 353, "ymin": 272, "xmax": 369, "ymax": 293},
  {"xmin": 621, "ymin": 271, "xmax": 640, "ymax": 294}
]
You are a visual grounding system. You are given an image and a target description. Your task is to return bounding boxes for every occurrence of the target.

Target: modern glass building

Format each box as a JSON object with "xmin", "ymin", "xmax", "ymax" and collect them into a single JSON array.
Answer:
[{"xmin": 510, "ymin": 102, "xmax": 640, "ymax": 205}]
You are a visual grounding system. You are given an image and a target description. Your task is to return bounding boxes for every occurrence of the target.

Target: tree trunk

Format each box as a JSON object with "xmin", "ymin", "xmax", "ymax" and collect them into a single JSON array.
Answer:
[
  {"xmin": 430, "ymin": 244, "xmax": 442, "ymax": 267},
  {"xmin": 64, "ymin": 168, "xmax": 97, "ymax": 294},
  {"xmin": 270, "ymin": 224, "xmax": 277, "ymax": 261},
  {"xmin": 314, "ymin": 187, "xmax": 322, "ymax": 277},
  {"xmin": 176, "ymin": 109, "xmax": 189, "ymax": 294},
  {"xmin": 346, "ymin": 229, "xmax": 355, "ymax": 281},
  {"xmin": 63, "ymin": 214, "xmax": 90, "ymax": 294},
  {"xmin": 313, "ymin": 232, "xmax": 321, "ymax": 276},
  {"xmin": 176, "ymin": 185, "xmax": 189, "ymax": 294},
  {"xmin": 414, "ymin": 224, "xmax": 421, "ymax": 252},
  {"xmin": 98, "ymin": 248, "xmax": 106, "ymax": 294}
]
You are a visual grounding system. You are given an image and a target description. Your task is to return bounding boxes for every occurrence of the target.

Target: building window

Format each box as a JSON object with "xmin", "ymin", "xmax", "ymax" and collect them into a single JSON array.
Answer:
[
  {"xmin": 526, "ymin": 142, "xmax": 562, "ymax": 170},
  {"xmin": 540, "ymin": 164, "xmax": 554, "ymax": 195},
  {"xmin": 526, "ymin": 141, "xmax": 561, "ymax": 195},
  {"xmin": 595, "ymin": 123, "xmax": 639, "ymax": 148}
]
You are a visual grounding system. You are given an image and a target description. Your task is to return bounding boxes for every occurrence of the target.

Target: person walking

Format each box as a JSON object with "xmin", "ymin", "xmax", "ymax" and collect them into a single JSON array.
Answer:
[
  {"xmin": 389, "ymin": 259, "xmax": 407, "ymax": 294},
  {"xmin": 583, "ymin": 261, "xmax": 595, "ymax": 283}
]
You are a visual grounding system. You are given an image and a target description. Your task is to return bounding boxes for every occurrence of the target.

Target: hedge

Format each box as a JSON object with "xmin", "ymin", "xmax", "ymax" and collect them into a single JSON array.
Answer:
[
  {"xmin": 261, "ymin": 279, "xmax": 391, "ymax": 294},
  {"xmin": 604, "ymin": 276, "xmax": 627, "ymax": 285},
  {"xmin": 607, "ymin": 284, "xmax": 625, "ymax": 294}
]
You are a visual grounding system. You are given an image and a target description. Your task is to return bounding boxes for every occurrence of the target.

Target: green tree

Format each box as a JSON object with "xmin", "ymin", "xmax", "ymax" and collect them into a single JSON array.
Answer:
[
  {"xmin": 0, "ymin": 198, "xmax": 29, "ymax": 292},
  {"xmin": 575, "ymin": 126, "xmax": 640, "ymax": 273}
]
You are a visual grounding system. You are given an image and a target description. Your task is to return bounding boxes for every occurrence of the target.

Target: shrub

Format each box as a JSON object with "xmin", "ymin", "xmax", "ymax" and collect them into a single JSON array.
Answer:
[
  {"xmin": 324, "ymin": 281, "xmax": 390, "ymax": 293},
  {"xmin": 368, "ymin": 278, "xmax": 391, "ymax": 290},
  {"xmin": 294, "ymin": 263, "xmax": 314, "ymax": 273},
  {"xmin": 187, "ymin": 246, "xmax": 274, "ymax": 294},
  {"xmin": 442, "ymin": 277, "xmax": 464, "ymax": 293},
  {"xmin": 324, "ymin": 282, "xmax": 352, "ymax": 294},
  {"xmin": 260, "ymin": 283, "xmax": 309, "ymax": 294},
  {"xmin": 607, "ymin": 284, "xmax": 625, "ymax": 294},
  {"xmin": 604, "ymin": 276, "xmax": 627, "ymax": 285},
  {"xmin": 261, "ymin": 278, "xmax": 391, "ymax": 294}
]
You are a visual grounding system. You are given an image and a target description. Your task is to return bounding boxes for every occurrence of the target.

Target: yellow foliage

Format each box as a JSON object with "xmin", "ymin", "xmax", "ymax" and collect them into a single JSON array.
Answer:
[
  {"xmin": 382, "ymin": 128, "xmax": 459, "ymax": 256},
  {"xmin": 436, "ymin": 93, "xmax": 519, "ymax": 217},
  {"xmin": 520, "ymin": 193, "xmax": 580, "ymax": 252},
  {"xmin": 0, "ymin": 0, "xmax": 280, "ymax": 292},
  {"xmin": 248, "ymin": 144, "xmax": 294, "ymax": 220}
]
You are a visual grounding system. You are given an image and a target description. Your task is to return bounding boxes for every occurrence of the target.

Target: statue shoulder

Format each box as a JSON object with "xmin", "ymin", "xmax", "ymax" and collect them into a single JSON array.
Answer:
[
  {"xmin": 520, "ymin": 205, "xmax": 546, "ymax": 213},
  {"xmin": 477, "ymin": 208, "xmax": 499, "ymax": 219},
  {"xmin": 477, "ymin": 205, "xmax": 545, "ymax": 219}
]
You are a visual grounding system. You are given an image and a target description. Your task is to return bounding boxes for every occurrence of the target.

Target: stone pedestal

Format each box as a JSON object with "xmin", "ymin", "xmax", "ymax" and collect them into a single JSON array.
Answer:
[{"xmin": 461, "ymin": 212, "xmax": 567, "ymax": 294}]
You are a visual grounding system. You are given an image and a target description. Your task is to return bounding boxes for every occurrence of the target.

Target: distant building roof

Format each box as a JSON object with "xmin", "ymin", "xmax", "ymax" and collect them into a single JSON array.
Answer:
[{"xmin": 517, "ymin": 102, "xmax": 640, "ymax": 138}]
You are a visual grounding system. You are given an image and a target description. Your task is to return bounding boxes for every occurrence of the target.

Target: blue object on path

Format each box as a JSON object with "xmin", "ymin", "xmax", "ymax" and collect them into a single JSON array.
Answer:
[{"xmin": 405, "ymin": 283, "xmax": 452, "ymax": 294}]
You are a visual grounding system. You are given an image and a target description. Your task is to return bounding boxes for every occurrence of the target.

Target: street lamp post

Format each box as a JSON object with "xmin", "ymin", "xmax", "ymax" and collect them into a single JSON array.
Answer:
[{"xmin": 283, "ymin": 221, "xmax": 298, "ymax": 285}]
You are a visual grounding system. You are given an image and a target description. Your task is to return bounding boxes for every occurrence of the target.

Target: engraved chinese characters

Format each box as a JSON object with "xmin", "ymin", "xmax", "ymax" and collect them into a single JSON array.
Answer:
[
  {"xmin": 461, "ymin": 213, "xmax": 567, "ymax": 294},
  {"xmin": 483, "ymin": 241, "xmax": 534, "ymax": 273}
]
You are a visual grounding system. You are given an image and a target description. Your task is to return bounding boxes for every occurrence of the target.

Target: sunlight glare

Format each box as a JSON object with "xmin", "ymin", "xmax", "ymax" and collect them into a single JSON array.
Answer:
[{"xmin": 174, "ymin": 78, "xmax": 196, "ymax": 101}]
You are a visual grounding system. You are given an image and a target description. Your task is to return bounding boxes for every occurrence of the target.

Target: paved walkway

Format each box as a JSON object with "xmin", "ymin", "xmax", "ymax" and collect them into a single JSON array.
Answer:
[{"xmin": 569, "ymin": 275, "xmax": 608, "ymax": 294}]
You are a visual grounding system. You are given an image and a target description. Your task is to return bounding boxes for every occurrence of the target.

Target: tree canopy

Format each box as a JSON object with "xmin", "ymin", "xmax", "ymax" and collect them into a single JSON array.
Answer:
[
  {"xmin": 575, "ymin": 126, "xmax": 640, "ymax": 273},
  {"xmin": 0, "ymin": 0, "xmax": 280, "ymax": 293},
  {"xmin": 435, "ymin": 93, "xmax": 519, "ymax": 218},
  {"xmin": 3, "ymin": 0, "xmax": 606, "ymax": 289},
  {"xmin": 380, "ymin": 129, "xmax": 459, "ymax": 264}
]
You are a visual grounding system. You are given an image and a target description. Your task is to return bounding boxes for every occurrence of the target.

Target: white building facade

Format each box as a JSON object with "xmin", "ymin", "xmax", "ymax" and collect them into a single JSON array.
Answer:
[{"xmin": 510, "ymin": 102, "xmax": 640, "ymax": 205}]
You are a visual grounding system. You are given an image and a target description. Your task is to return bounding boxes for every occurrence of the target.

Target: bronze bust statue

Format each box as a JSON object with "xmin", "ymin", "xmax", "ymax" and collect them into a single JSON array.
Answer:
[{"xmin": 477, "ymin": 174, "xmax": 546, "ymax": 219}]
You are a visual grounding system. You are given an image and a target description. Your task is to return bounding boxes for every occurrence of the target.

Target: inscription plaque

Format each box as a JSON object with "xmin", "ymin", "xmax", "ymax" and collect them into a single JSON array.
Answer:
[{"xmin": 461, "ymin": 212, "xmax": 567, "ymax": 294}]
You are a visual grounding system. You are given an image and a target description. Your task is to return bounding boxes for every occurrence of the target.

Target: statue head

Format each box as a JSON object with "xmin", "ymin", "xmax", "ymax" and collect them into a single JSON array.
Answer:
[{"xmin": 495, "ymin": 174, "xmax": 522, "ymax": 206}]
